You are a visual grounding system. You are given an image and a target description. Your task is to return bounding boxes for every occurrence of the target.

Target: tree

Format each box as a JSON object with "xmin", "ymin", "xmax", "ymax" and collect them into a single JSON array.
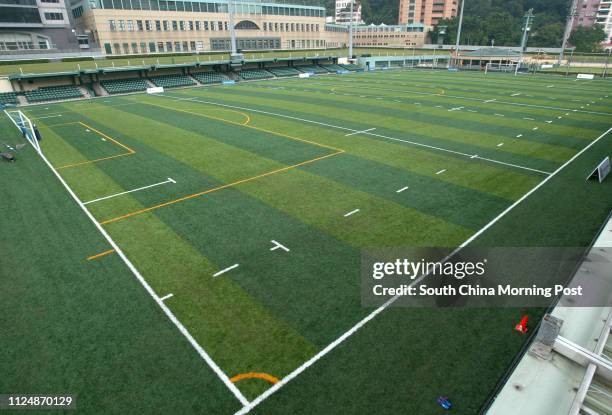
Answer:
[{"xmin": 569, "ymin": 26, "xmax": 607, "ymax": 53}]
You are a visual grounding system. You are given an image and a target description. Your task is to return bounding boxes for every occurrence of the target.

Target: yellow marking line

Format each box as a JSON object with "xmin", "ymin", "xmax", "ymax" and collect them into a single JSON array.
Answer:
[
  {"xmin": 97, "ymin": 99, "xmax": 345, "ymax": 225},
  {"xmin": 86, "ymin": 249, "xmax": 116, "ymax": 261},
  {"xmin": 48, "ymin": 121, "xmax": 136, "ymax": 170},
  {"xmin": 230, "ymin": 372, "xmax": 279, "ymax": 385},
  {"xmin": 100, "ymin": 151, "xmax": 342, "ymax": 225}
]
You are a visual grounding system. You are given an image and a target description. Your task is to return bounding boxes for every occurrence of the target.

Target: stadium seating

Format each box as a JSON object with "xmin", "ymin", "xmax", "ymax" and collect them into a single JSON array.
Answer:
[
  {"xmin": 101, "ymin": 78, "xmax": 149, "ymax": 94},
  {"xmin": 0, "ymin": 92, "xmax": 18, "ymax": 105},
  {"xmin": 266, "ymin": 67, "xmax": 301, "ymax": 77},
  {"xmin": 320, "ymin": 64, "xmax": 347, "ymax": 72},
  {"xmin": 191, "ymin": 71, "xmax": 230, "ymax": 84},
  {"xmin": 341, "ymin": 64, "xmax": 362, "ymax": 71},
  {"xmin": 149, "ymin": 74, "xmax": 196, "ymax": 88},
  {"xmin": 237, "ymin": 69, "xmax": 273, "ymax": 80},
  {"xmin": 24, "ymin": 85, "xmax": 83, "ymax": 103},
  {"xmin": 296, "ymin": 65, "xmax": 328, "ymax": 74}
]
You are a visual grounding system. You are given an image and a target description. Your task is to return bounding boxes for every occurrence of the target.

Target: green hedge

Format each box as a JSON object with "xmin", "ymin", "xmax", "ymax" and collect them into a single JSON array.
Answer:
[{"xmin": 0, "ymin": 59, "xmax": 50, "ymax": 66}]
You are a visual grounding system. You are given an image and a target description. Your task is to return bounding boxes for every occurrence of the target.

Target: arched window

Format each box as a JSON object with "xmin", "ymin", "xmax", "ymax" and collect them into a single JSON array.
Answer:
[{"xmin": 235, "ymin": 20, "xmax": 260, "ymax": 30}]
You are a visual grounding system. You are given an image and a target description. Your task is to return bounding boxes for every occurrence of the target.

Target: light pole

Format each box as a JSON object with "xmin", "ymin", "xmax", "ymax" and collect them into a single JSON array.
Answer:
[
  {"xmin": 228, "ymin": 0, "xmax": 238, "ymax": 56},
  {"xmin": 515, "ymin": 8, "xmax": 533, "ymax": 76},
  {"xmin": 453, "ymin": 0, "xmax": 465, "ymax": 68},
  {"xmin": 348, "ymin": 0, "xmax": 354, "ymax": 59},
  {"xmin": 559, "ymin": 0, "xmax": 578, "ymax": 65}
]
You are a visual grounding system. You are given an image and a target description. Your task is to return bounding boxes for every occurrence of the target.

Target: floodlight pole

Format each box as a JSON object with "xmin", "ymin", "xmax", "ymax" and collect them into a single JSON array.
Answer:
[
  {"xmin": 515, "ymin": 8, "xmax": 533, "ymax": 76},
  {"xmin": 228, "ymin": 0, "xmax": 237, "ymax": 54},
  {"xmin": 559, "ymin": 0, "xmax": 578, "ymax": 65},
  {"xmin": 453, "ymin": 0, "xmax": 465, "ymax": 68},
  {"xmin": 348, "ymin": 0, "xmax": 354, "ymax": 59}
]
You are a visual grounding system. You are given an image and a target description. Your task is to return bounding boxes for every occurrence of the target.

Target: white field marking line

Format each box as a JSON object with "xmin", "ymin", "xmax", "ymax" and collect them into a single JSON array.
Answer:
[
  {"xmin": 35, "ymin": 114, "xmax": 63, "ymax": 119},
  {"xmin": 157, "ymin": 95, "xmax": 551, "ymax": 176},
  {"xmin": 533, "ymin": 127, "xmax": 539, "ymax": 131},
  {"xmin": 516, "ymin": 134, "xmax": 523, "ymax": 138},
  {"xmin": 511, "ymin": 93, "xmax": 521, "ymax": 97},
  {"xmin": 83, "ymin": 178, "xmax": 176, "ymax": 205},
  {"xmin": 470, "ymin": 154, "xmax": 478, "ymax": 159},
  {"xmin": 345, "ymin": 127, "xmax": 376, "ymax": 137},
  {"xmin": 448, "ymin": 106, "xmax": 464, "ymax": 111},
  {"xmin": 3, "ymin": 115, "xmax": 250, "ymax": 407},
  {"xmin": 270, "ymin": 240, "xmax": 290, "ymax": 252},
  {"xmin": 213, "ymin": 263, "xmax": 239, "ymax": 277},
  {"xmin": 396, "ymin": 186, "xmax": 409, "ymax": 193},
  {"xmin": 523, "ymin": 117, "xmax": 535, "ymax": 121},
  {"xmin": 545, "ymin": 120, "xmax": 553, "ymax": 124},
  {"xmin": 234, "ymin": 126, "xmax": 612, "ymax": 415},
  {"xmin": 436, "ymin": 169, "xmax": 446, "ymax": 175},
  {"xmin": 344, "ymin": 209, "xmax": 360, "ymax": 217},
  {"xmin": 497, "ymin": 143, "xmax": 504, "ymax": 147},
  {"xmin": 304, "ymin": 80, "xmax": 611, "ymax": 116},
  {"xmin": 494, "ymin": 113, "xmax": 505, "ymax": 117},
  {"xmin": 160, "ymin": 293, "xmax": 174, "ymax": 301}
]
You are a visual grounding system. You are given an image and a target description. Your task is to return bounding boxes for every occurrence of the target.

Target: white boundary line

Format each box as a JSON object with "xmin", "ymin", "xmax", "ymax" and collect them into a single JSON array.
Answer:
[
  {"xmin": 83, "ymin": 177, "xmax": 176, "ymax": 205},
  {"xmin": 343, "ymin": 209, "xmax": 360, "ymax": 217},
  {"xmin": 235, "ymin": 126, "xmax": 612, "ymax": 415},
  {"xmin": 3, "ymin": 113, "xmax": 250, "ymax": 407},
  {"xmin": 156, "ymin": 94, "xmax": 551, "ymax": 175},
  {"xmin": 303, "ymin": 79, "xmax": 611, "ymax": 116},
  {"xmin": 213, "ymin": 263, "xmax": 240, "ymax": 277},
  {"xmin": 345, "ymin": 127, "xmax": 376, "ymax": 137}
]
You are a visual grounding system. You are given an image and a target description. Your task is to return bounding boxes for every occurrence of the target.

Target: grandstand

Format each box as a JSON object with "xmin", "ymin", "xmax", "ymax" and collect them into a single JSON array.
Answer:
[
  {"xmin": 237, "ymin": 69, "xmax": 273, "ymax": 80},
  {"xmin": 320, "ymin": 64, "xmax": 347, "ymax": 72},
  {"xmin": 101, "ymin": 78, "xmax": 150, "ymax": 94},
  {"xmin": 341, "ymin": 63, "xmax": 362, "ymax": 71},
  {"xmin": 191, "ymin": 71, "xmax": 230, "ymax": 84},
  {"xmin": 148, "ymin": 74, "xmax": 196, "ymax": 89},
  {"xmin": 296, "ymin": 65, "xmax": 328, "ymax": 74},
  {"xmin": 23, "ymin": 85, "xmax": 83, "ymax": 103},
  {"xmin": 0, "ymin": 92, "xmax": 18, "ymax": 105},
  {"xmin": 266, "ymin": 67, "xmax": 302, "ymax": 77}
]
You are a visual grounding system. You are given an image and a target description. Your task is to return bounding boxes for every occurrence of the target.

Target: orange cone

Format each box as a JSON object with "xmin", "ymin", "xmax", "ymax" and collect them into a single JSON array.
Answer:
[{"xmin": 515, "ymin": 315, "xmax": 529, "ymax": 334}]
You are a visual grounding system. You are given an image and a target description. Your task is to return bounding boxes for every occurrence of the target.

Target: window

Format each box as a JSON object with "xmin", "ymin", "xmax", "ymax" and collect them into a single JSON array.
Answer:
[
  {"xmin": 44, "ymin": 12, "xmax": 63, "ymax": 20},
  {"xmin": 131, "ymin": 42, "xmax": 138, "ymax": 53},
  {"xmin": 174, "ymin": 41, "xmax": 181, "ymax": 51},
  {"xmin": 145, "ymin": 20, "xmax": 151, "ymax": 30},
  {"xmin": 195, "ymin": 21, "xmax": 200, "ymax": 30},
  {"xmin": 137, "ymin": 20, "xmax": 143, "ymax": 31},
  {"xmin": 118, "ymin": 20, "xmax": 125, "ymax": 31},
  {"xmin": 72, "ymin": 6, "xmax": 83, "ymax": 17},
  {"xmin": 162, "ymin": 20, "xmax": 168, "ymax": 30},
  {"xmin": 182, "ymin": 41, "xmax": 188, "ymax": 50},
  {"xmin": 104, "ymin": 43, "xmax": 112, "ymax": 54},
  {"xmin": 155, "ymin": 20, "xmax": 161, "ymax": 30},
  {"xmin": 140, "ymin": 42, "xmax": 146, "ymax": 52},
  {"xmin": 179, "ymin": 20, "xmax": 184, "ymax": 30},
  {"xmin": 189, "ymin": 21, "xmax": 193, "ymax": 30},
  {"xmin": 127, "ymin": 20, "xmax": 134, "ymax": 31},
  {"xmin": 203, "ymin": 21, "xmax": 209, "ymax": 30},
  {"xmin": 109, "ymin": 19, "xmax": 116, "ymax": 31},
  {"xmin": 157, "ymin": 41, "xmax": 164, "ymax": 51},
  {"xmin": 190, "ymin": 41, "xmax": 195, "ymax": 50},
  {"xmin": 149, "ymin": 42, "xmax": 155, "ymax": 52},
  {"xmin": 172, "ymin": 20, "xmax": 178, "ymax": 30},
  {"xmin": 166, "ymin": 41, "xmax": 172, "ymax": 51}
]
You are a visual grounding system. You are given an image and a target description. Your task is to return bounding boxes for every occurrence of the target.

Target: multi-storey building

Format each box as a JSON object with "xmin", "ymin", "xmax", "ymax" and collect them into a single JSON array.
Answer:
[
  {"xmin": 334, "ymin": 0, "xmax": 363, "ymax": 25},
  {"xmin": 0, "ymin": 0, "xmax": 82, "ymax": 52},
  {"xmin": 595, "ymin": 0, "xmax": 612, "ymax": 45},
  {"xmin": 398, "ymin": 0, "xmax": 457, "ymax": 27},
  {"xmin": 573, "ymin": 0, "xmax": 601, "ymax": 29},
  {"xmin": 69, "ymin": 0, "xmax": 332, "ymax": 54},
  {"xmin": 352, "ymin": 23, "xmax": 425, "ymax": 47}
]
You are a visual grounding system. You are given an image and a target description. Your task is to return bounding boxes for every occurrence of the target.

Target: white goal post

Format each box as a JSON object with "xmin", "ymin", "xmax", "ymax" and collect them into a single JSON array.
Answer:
[
  {"xmin": 484, "ymin": 62, "xmax": 518, "ymax": 74},
  {"xmin": 3, "ymin": 108, "xmax": 41, "ymax": 154}
]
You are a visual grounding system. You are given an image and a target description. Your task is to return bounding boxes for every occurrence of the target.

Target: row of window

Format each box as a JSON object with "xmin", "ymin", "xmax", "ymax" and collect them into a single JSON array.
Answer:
[
  {"xmin": 103, "ymin": 37, "xmax": 328, "ymax": 55},
  {"xmin": 98, "ymin": 0, "xmax": 324, "ymax": 17},
  {"xmin": 44, "ymin": 12, "xmax": 64, "ymax": 20},
  {"xmin": 109, "ymin": 19, "xmax": 229, "ymax": 32},
  {"xmin": 262, "ymin": 22, "xmax": 320, "ymax": 32}
]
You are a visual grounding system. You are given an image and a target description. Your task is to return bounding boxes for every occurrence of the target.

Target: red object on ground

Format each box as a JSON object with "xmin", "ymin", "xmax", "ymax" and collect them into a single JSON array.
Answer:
[{"xmin": 515, "ymin": 315, "xmax": 529, "ymax": 334}]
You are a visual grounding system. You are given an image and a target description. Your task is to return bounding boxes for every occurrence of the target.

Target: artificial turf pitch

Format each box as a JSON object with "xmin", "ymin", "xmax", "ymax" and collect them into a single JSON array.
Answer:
[{"xmin": 1, "ymin": 69, "xmax": 611, "ymax": 414}]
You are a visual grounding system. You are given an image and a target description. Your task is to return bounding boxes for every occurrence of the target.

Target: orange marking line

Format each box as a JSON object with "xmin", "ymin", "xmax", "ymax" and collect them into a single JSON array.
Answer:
[
  {"xmin": 100, "ymin": 150, "xmax": 343, "ymax": 225},
  {"xmin": 97, "ymin": 99, "xmax": 346, "ymax": 225},
  {"xmin": 86, "ymin": 249, "xmax": 116, "ymax": 261},
  {"xmin": 49, "ymin": 121, "xmax": 135, "ymax": 170},
  {"xmin": 230, "ymin": 372, "xmax": 279, "ymax": 385}
]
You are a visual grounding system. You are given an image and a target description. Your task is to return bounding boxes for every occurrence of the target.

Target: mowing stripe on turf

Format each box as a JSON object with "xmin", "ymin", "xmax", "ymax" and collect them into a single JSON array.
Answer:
[
  {"xmin": 156, "ymin": 94, "xmax": 551, "ymax": 175},
  {"xmin": 234, "ymin": 127, "xmax": 612, "ymax": 414}
]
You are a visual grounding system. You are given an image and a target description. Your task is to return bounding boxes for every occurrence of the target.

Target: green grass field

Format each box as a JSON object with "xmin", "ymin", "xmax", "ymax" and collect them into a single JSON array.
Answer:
[{"xmin": 2, "ymin": 68, "xmax": 611, "ymax": 414}]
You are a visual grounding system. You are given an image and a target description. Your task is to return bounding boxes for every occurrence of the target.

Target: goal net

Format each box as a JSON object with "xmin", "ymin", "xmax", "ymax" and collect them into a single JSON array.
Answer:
[
  {"xmin": 484, "ymin": 62, "xmax": 518, "ymax": 74},
  {"xmin": 3, "ymin": 108, "xmax": 41, "ymax": 154}
]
